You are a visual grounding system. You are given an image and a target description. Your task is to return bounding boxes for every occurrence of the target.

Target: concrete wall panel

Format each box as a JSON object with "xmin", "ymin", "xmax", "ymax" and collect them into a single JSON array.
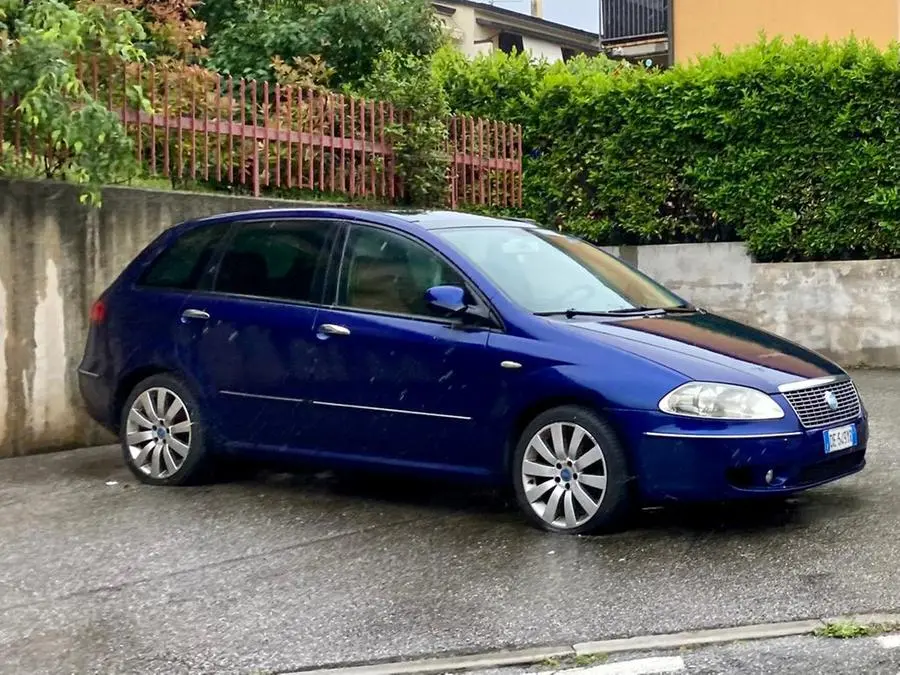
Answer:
[{"xmin": 0, "ymin": 179, "xmax": 324, "ymax": 457}]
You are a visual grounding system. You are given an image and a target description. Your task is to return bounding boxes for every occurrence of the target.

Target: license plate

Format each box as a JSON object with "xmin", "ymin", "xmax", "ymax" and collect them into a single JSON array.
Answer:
[{"xmin": 824, "ymin": 424, "xmax": 857, "ymax": 454}]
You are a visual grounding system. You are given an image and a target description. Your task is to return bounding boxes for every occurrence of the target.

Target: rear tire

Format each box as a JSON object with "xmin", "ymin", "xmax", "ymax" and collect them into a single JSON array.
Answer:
[
  {"xmin": 512, "ymin": 405, "xmax": 634, "ymax": 535},
  {"xmin": 119, "ymin": 374, "xmax": 213, "ymax": 486}
]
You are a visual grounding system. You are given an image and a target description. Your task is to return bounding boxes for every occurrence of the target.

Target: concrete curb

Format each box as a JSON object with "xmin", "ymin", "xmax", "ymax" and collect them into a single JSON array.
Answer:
[
  {"xmin": 821, "ymin": 612, "xmax": 900, "ymax": 627},
  {"xmin": 284, "ymin": 614, "xmax": 900, "ymax": 675},
  {"xmin": 285, "ymin": 647, "xmax": 577, "ymax": 675},
  {"xmin": 571, "ymin": 619, "xmax": 823, "ymax": 656}
]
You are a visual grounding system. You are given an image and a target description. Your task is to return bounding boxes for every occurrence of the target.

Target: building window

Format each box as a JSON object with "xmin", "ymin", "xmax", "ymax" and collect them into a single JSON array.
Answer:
[{"xmin": 498, "ymin": 31, "xmax": 524, "ymax": 55}]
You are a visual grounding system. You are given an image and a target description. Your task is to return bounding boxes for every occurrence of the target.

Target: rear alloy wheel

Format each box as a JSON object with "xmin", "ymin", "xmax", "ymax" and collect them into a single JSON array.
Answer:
[
  {"xmin": 513, "ymin": 406, "xmax": 633, "ymax": 535},
  {"xmin": 120, "ymin": 374, "xmax": 212, "ymax": 485}
]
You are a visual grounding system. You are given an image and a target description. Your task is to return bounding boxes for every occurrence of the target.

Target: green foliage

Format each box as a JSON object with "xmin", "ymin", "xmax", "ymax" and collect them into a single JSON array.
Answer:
[
  {"xmin": 118, "ymin": 0, "xmax": 207, "ymax": 62},
  {"xmin": 358, "ymin": 50, "xmax": 450, "ymax": 207},
  {"xmin": 431, "ymin": 45, "xmax": 549, "ymax": 128},
  {"xmin": 573, "ymin": 653, "xmax": 609, "ymax": 667},
  {"xmin": 435, "ymin": 37, "xmax": 900, "ymax": 262},
  {"xmin": 815, "ymin": 620, "xmax": 900, "ymax": 639},
  {"xmin": 205, "ymin": 0, "xmax": 443, "ymax": 88},
  {"xmin": 0, "ymin": 0, "xmax": 147, "ymax": 205},
  {"xmin": 432, "ymin": 47, "xmax": 632, "ymax": 225}
]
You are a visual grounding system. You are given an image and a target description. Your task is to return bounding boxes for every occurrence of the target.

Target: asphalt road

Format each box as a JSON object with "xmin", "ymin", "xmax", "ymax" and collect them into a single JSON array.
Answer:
[{"xmin": 1, "ymin": 370, "xmax": 899, "ymax": 674}]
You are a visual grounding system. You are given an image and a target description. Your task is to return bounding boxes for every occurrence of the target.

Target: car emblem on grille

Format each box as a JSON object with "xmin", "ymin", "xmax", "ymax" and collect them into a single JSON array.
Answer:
[{"xmin": 824, "ymin": 391, "xmax": 839, "ymax": 411}]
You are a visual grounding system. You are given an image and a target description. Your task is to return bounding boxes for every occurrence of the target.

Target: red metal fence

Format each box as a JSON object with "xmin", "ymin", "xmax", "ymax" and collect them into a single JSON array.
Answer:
[{"xmin": 0, "ymin": 57, "xmax": 522, "ymax": 208}]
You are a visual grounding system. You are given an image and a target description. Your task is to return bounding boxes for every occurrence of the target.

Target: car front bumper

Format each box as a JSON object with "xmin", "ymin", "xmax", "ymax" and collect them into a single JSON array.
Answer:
[{"xmin": 613, "ymin": 410, "xmax": 869, "ymax": 504}]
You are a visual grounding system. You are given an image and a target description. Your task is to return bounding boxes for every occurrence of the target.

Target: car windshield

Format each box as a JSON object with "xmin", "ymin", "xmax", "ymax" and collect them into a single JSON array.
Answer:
[{"xmin": 436, "ymin": 226, "xmax": 686, "ymax": 315}]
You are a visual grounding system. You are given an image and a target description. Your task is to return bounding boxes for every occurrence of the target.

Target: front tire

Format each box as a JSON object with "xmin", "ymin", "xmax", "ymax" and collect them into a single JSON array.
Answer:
[
  {"xmin": 119, "ymin": 374, "xmax": 213, "ymax": 486},
  {"xmin": 512, "ymin": 405, "xmax": 634, "ymax": 535}
]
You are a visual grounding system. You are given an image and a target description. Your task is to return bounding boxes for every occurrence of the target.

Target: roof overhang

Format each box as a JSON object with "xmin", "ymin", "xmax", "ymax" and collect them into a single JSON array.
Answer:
[
  {"xmin": 434, "ymin": 0, "xmax": 601, "ymax": 53},
  {"xmin": 476, "ymin": 16, "xmax": 600, "ymax": 53},
  {"xmin": 433, "ymin": 3, "xmax": 456, "ymax": 17}
]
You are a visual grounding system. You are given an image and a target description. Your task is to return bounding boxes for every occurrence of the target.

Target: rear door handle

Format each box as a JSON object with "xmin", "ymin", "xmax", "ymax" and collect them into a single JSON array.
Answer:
[
  {"xmin": 318, "ymin": 323, "xmax": 351, "ymax": 336},
  {"xmin": 182, "ymin": 308, "xmax": 210, "ymax": 320}
]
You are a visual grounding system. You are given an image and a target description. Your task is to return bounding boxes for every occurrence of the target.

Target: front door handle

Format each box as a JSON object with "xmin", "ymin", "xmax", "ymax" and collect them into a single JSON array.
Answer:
[
  {"xmin": 318, "ymin": 323, "xmax": 351, "ymax": 337},
  {"xmin": 182, "ymin": 308, "xmax": 210, "ymax": 320}
]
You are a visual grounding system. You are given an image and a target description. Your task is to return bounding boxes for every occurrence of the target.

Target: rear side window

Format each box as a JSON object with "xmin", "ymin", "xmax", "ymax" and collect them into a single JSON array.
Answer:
[
  {"xmin": 139, "ymin": 224, "xmax": 225, "ymax": 290},
  {"xmin": 213, "ymin": 220, "xmax": 335, "ymax": 303}
]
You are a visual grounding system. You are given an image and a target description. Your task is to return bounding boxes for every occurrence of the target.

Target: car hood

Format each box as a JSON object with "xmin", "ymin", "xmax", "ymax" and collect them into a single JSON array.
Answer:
[{"xmin": 555, "ymin": 311, "xmax": 844, "ymax": 393}]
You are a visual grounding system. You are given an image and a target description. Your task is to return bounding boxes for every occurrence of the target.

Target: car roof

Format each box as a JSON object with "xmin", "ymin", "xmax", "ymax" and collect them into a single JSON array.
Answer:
[
  {"xmin": 391, "ymin": 210, "xmax": 539, "ymax": 230},
  {"xmin": 178, "ymin": 207, "xmax": 538, "ymax": 233}
]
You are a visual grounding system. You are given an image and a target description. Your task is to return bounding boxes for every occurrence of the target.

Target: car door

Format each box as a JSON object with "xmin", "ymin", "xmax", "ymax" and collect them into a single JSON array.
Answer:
[
  {"xmin": 176, "ymin": 218, "xmax": 340, "ymax": 451},
  {"xmin": 119, "ymin": 220, "xmax": 232, "ymax": 387},
  {"xmin": 306, "ymin": 223, "xmax": 503, "ymax": 475}
]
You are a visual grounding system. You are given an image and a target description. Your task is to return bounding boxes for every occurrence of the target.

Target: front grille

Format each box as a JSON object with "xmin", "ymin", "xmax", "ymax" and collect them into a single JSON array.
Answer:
[{"xmin": 781, "ymin": 378, "xmax": 861, "ymax": 429}]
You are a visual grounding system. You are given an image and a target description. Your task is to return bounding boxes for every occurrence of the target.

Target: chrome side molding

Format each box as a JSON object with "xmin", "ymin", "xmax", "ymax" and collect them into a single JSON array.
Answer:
[{"xmin": 645, "ymin": 431, "xmax": 804, "ymax": 439}]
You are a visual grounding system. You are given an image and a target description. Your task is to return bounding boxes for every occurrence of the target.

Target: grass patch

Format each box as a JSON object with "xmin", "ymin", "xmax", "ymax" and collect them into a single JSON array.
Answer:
[
  {"xmin": 815, "ymin": 620, "xmax": 900, "ymax": 639},
  {"xmin": 573, "ymin": 653, "xmax": 608, "ymax": 667}
]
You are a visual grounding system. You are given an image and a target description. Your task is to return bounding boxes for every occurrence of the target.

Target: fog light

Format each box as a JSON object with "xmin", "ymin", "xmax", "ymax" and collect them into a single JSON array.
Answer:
[{"xmin": 765, "ymin": 469, "xmax": 775, "ymax": 485}]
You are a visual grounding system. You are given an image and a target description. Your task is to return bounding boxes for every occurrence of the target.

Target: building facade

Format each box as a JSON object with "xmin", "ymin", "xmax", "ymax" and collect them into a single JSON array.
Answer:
[
  {"xmin": 601, "ymin": 0, "xmax": 669, "ymax": 66},
  {"xmin": 673, "ymin": 0, "xmax": 900, "ymax": 63},
  {"xmin": 434, "ymin": 0, "xmax": 600, "ymax": 63},
  {"xmin": 434, "ymin": 0, "xmax": 669, "ymax": 66}
]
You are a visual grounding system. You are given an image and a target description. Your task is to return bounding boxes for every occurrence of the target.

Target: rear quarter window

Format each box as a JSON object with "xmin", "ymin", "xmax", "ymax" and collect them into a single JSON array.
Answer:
[{"xmin": 138, "ymin": 224, "xmax": 226, "ymax": 290}]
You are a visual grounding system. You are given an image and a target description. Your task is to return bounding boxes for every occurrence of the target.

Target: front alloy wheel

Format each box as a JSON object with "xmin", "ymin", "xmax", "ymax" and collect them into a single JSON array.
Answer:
[
  {"xmin": 522, "ymin": 421, "xmax": 609, "ymax": 529},
  {"xmin": 513, "ymin": 406, "xmax": 633, "ymax": 535}
]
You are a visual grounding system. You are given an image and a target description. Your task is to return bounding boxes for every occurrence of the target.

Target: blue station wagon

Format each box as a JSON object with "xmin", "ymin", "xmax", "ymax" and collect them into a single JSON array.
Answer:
[{"xmin": 78, "ymin": 209, "xmax": 868, "ymax": 534}]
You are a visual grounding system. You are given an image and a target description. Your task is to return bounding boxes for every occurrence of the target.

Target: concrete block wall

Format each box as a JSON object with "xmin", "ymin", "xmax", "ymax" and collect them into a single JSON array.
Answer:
[
  {"xmin": 630, "ymin": 242, "xmax": 900, "ymax": 369},
  {"xmin": 0, "ymin": 179, "xmax": 897, "ymax": 456},
  {"xmin": 0, "ymin": 179, "xmax": 324, "ymax": 457}
]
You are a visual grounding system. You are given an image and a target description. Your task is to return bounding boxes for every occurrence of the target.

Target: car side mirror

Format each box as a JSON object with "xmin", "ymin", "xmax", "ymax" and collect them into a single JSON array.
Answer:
[{"xmin": 424, "ymin": 285, "xmax": 468, "ymax": 316}]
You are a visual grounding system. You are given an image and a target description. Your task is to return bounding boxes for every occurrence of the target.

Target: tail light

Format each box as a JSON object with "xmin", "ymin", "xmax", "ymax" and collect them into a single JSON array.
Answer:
[{"xmin": 89, "ymin": 299, "xmax": 107, "ymax": 324}]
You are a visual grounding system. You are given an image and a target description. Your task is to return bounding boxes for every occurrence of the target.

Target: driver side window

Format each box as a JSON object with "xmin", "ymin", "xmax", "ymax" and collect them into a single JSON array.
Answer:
[{"xmin": 337, "ymin": 225, "xmax": 465, "ymax": 318}]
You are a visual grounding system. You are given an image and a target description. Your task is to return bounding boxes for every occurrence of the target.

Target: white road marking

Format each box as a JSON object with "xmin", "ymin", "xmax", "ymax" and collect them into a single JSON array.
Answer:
[
  {"xmin": 536, "ymin": 656, "xmax": 686, "ymax": 675},
  {"xmin": 877, "ymin": 634, "xmax": 900, "ymax": 649}
]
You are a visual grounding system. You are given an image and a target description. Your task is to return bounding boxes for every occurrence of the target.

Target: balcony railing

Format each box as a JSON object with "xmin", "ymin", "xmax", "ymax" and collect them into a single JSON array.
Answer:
[{"xmin": 601, "ymin": 0, "xmax": 668, "ymax": 42}]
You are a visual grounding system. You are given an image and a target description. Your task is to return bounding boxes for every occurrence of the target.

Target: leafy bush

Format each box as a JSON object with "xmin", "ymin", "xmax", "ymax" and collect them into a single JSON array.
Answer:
[
  {"xmin": 359, "ymin": 50, "xmax": 451, "ymax": 207},
  {"xmin": 431, "ymin": 45, "xmax": 548, "ymax": 128},
  {"xmin": 110, "ymin": 0, "xmax": 206, "ymax": 61},
  {"xmin": 205, "ymin": 0, "xmax": 443, "ymax": 88},
  {"xmin": 436, "ymin": 37, "xmax": 900, "ymax": 262},
  {"xmin": 0, "ymin": 0, "xmax": 148, "ymax": 205}
]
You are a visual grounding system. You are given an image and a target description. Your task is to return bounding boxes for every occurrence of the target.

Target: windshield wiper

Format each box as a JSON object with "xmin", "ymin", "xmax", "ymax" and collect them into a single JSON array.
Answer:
[
  {"xmin": 535, "ymin": 308, "xmax": 656, "ymax": 318},
  {"xmin": 637, "ymin": 304, "xmax": 700, "ymax": 314},
  {"xmin": 536, "ymin": 305, "xmax": 699, "ymax": 319}
]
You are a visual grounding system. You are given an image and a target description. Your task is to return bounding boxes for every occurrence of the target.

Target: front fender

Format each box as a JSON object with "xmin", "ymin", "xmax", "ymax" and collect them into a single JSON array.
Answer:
[{"xmin": 489, "ymin": 361, "xmax": 686, "ymax": 476}]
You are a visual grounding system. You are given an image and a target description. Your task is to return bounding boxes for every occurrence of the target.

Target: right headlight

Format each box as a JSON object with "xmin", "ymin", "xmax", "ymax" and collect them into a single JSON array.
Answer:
[{"xmin": 659, "ymin": 382, "xmax": 785, "ymax": 420}]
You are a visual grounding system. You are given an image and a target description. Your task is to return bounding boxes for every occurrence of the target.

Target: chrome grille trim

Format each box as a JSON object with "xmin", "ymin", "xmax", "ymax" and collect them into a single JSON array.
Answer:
[
  {"xmin": 778, "ymin": 374, "xmax": 850, "ymax": 393},
  {"xmin": 779, "ymin": 377, "xmax": 861, "ymax": 429}
]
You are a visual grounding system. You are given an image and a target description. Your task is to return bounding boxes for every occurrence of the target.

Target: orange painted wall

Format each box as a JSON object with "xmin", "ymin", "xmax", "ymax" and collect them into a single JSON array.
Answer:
[{"xmin": 674, "ymin": 0, "xmax": 900, "ymax": 63}]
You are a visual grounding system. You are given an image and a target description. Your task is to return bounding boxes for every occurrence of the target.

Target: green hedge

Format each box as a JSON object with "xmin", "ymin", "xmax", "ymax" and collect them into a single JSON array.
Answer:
[{"xmin": 434, "ymin": 39, "xmax": 900, "ymax": 262}]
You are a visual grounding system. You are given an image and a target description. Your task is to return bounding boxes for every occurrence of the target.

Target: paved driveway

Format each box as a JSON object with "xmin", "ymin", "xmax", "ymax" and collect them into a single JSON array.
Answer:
[{"xmin": 1, "ymin": 371, "xmax": 898, "ymax": 674}]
